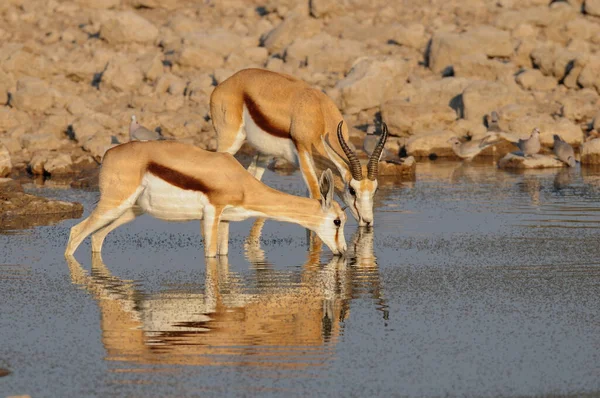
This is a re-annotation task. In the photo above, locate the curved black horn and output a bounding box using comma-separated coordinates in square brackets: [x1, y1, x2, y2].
[367, 122, 389, 180]
[336, 120, 363, 181]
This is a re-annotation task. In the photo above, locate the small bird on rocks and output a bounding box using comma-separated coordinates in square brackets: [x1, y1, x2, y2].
[448, 136, 495, 161]
[129, 115, 165, 142]
[486, 111, 502, 133]
[516, 128, 541, 157]
[552, 134, 576, 167]
[481, 127, 541, 158]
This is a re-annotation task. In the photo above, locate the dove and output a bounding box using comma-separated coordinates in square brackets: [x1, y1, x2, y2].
[486, 111, 502, 133]
[448, 136, 495, 161]
[129, 115, 165, 142]
[552, 134, 576, 167]
[515, 128, 541, 157]
[480, 127, 541, 157]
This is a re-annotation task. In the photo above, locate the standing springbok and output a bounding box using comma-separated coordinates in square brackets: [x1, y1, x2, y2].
[64, 141, 347, 258]
[210, 68, 389, 227]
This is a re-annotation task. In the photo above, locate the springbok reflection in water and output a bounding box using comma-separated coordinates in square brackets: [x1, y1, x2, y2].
[66, 228, 385, 370]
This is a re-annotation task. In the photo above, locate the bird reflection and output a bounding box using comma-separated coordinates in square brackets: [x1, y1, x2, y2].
[65, 229, 383, 370]
[553, 167, 575, 191]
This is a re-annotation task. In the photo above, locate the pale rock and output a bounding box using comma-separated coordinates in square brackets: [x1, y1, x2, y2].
[495, 4, 578, 30]
[389, 23, 427, 49]
[165, 95, 185, 111]
[585, 0, 600, 16]
[185, 75, 214, 99]
[0, 145, 11, 177]
[380, 100, 457, 137]
[168, 78, 187, 96]
[564, 18, 600, 42]
[100, 11, 158, 44]
[185, 29, 243, 58]
[580, 138, 600, 164]
[71, 117, 104, 143]
[398, 77, 474, 107]
[593, 111, 600, 131]
[566, 39, 590, 54]
[131, 0, 179, 9]
[0, 133, 22, 154]
[563, 54, 588, 89]
[511, 23, 537, 39]
[462, 81, 520, 121]
[103, 60, 144, 92]
[498, 153, 566, 169]
[225, 47, 269, 70]
[11, 77, 54, 112]
[67, 100, 94, 116]
[450, 119, 488, 138]
[75, 0, 120, 8]
[29, 151, 49, 175]
[428, 26, 513, 74]
[530, 44, 580, 80]
[309, 0, 337, 17]
[21, 133, 67, 151]
[513, 37, 537, 68]
[177, 46, 224, 70]
[285, 33, 364, 73]
[508, 115, 583, 147]
[167, 15, 202, 34]
[515, 69, 557, 91]
[0, 108, 29, 131]
[139, 53, 164, 81]
[265, 0, 310, 17]
[1, 48, 56, 79]
[261, 13, 322, 53]
[453, 54, 515, 81]
[405, 129, 458, 158]
[155, 73, 185, 94]
[0, 69, 14, 105]
[156, 113, 202, 138]
[40, 114, 71, 138]
[378, 157, 416, 178]
[335, 56, 411, 114]
[213, 68, 235, 85]
[43, 153, 73, 175]
[578, 56, 600, 94]
[559, 89, 599, 122]
[83, 133, 113, 162]
[265, 56, 286, 72]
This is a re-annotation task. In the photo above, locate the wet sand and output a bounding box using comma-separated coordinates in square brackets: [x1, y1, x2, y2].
[1, 161, 599, 397]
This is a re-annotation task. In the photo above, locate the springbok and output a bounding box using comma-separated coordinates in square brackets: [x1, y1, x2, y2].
[64, 140, 347, 258]
[210, 68, 389, 227]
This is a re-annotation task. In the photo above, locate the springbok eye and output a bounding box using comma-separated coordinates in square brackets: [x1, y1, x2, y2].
[348, 187, 356, 196]
[333, 218, 341, 227]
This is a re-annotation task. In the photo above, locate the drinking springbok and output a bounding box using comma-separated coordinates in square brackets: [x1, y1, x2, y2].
[64, 141, 347, 257]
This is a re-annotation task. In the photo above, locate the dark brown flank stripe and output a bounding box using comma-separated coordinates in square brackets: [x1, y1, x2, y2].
[147, 161, 211, 193]
[243, 94, 289, 139]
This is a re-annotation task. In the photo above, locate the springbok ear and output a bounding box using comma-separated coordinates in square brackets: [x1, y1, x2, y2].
[319, 168, 335, 210]
[321, 135, 351, 181]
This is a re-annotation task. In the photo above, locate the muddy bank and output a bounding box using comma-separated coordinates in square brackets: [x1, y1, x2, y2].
[0, 178, 83, 230]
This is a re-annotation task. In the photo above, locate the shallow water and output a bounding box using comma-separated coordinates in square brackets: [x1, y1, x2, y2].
[1, 161, 600, 397]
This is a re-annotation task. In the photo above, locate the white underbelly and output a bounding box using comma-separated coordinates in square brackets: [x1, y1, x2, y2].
[137, 173, 208, 221]
[242, 105, 299, 166]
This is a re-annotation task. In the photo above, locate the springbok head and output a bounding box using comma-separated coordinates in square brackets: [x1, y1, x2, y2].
[322, 121, 388, 227]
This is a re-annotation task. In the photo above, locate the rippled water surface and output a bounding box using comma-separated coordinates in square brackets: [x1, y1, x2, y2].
[1, 161, 600, 397]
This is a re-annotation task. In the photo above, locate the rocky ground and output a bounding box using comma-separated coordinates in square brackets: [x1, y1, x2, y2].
[0, 0, 599, 180]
